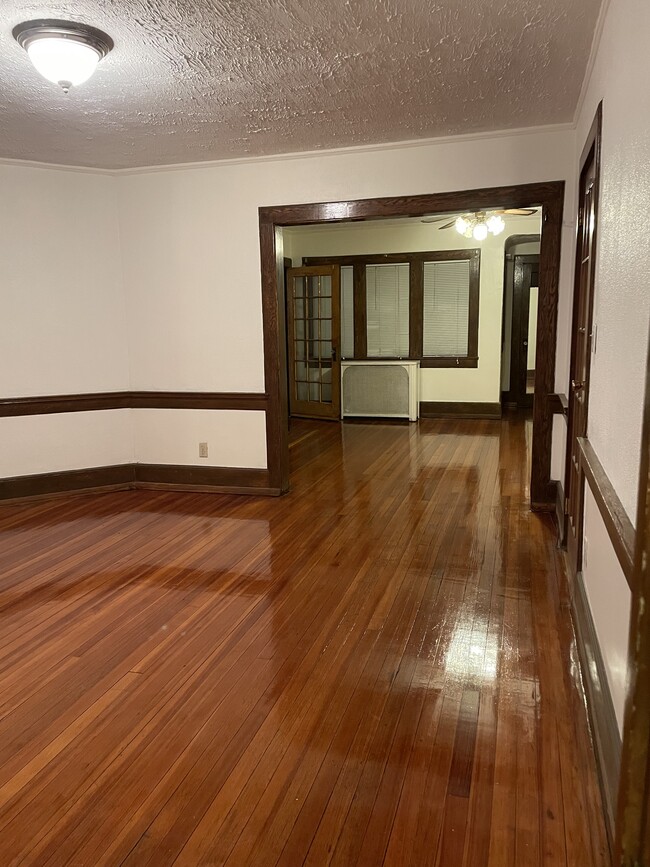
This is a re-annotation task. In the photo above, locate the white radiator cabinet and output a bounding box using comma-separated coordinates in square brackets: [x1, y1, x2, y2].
[340, 360, 420, 422]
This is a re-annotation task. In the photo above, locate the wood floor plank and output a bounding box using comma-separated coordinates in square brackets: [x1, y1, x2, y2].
[0, 414, 610, 867]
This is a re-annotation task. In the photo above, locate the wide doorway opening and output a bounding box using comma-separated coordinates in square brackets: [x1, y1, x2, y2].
[259, 183, 564, 508]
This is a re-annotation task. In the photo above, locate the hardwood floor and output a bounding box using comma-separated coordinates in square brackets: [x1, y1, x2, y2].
[0, 415, 609, 866]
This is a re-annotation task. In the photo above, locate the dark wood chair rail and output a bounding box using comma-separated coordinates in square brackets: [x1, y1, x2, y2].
[578, 436, 635, 589]
[0, 391, 269, 417]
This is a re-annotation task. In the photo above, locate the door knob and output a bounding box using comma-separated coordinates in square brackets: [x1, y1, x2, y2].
[572, 379, 585, 390]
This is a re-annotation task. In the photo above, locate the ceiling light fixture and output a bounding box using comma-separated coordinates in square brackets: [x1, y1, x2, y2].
[455, 212, 505, 241]
[13, 20, 113, 93]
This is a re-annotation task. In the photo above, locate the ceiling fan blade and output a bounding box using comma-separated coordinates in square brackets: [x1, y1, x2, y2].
[420, 215, 457, 223]
[496, 208, 538, 216]
[437, 220, 458, 230]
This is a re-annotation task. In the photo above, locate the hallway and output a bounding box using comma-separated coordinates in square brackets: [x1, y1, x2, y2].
[0, 414, 609, 865]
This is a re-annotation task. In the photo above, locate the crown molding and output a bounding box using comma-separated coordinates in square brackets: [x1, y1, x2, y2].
[0, 156, 114, 175]
[573, 0, 612, 127]
[0, 121, 576, 177]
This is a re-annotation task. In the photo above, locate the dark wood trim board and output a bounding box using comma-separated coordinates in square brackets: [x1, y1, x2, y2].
[548, 392, 569, 416]
[0, 464, 277, 503]
[0, 464, 136, 502]
[135, 464, 276, 496]
[578, 437, 635, 590]
[420, 401, 502, 420]
[0, 391, 268, 417]
[259, 180, 565, 506]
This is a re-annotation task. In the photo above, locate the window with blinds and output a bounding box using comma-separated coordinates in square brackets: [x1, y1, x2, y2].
[423, 260, 471, 357]
[366, 264, 409, 357]
[340, 266, 354, 358]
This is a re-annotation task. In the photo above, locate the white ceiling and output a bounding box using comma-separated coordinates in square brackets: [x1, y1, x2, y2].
[0, 0, 602, 170]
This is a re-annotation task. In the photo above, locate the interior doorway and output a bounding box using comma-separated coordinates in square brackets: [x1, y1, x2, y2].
[504, 255, 540, 409]
[259, 182, 565, 507]
[565, 105, 602, 576]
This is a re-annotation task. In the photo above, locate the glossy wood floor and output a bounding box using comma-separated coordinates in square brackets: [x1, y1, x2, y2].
[0, 415, 609, 866]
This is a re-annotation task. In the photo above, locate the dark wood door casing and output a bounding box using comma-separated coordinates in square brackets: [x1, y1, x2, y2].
[260, 181, 565, 506]
[565, 103, 602, 576]
[505, 255, 540, 409]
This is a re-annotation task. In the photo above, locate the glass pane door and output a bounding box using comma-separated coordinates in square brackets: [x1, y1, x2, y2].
[287, 265, 340, 420]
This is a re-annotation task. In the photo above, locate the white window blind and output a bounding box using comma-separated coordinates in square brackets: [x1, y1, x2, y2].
[340, 266, 354, 358]
[366, 263, 409, 357]
[423, 260, 470, 357]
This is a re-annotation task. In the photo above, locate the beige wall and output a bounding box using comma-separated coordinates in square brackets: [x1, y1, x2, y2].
[0, 163, 133, 477]
[3, 126, 574, 476]
[567, 0, 650, 728]
[285, 214, 541, 406]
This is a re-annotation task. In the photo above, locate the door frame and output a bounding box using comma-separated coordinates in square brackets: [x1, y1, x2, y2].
[259, 181, 565, 502]
[503, 253, 540, 409]
[563, 102, 603, 568]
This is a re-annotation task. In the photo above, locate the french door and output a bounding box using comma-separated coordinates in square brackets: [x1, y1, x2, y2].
[287, 265, 341, 420]
[565, 144, 598, 573]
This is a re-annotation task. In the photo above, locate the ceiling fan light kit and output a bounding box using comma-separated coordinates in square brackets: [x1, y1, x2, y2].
[13, 19, 113, 93]
[422, 208, 537, 241]
[455, 212, 505, 240]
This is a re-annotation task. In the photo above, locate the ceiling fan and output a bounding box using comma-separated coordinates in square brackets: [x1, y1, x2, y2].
[421, 208, 538, 240]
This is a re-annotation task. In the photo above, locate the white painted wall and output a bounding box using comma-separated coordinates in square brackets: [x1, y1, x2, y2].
[117, 127, 574, 467]
[0, 164, 129, 397]
[0, 163, 133, 479]
[575, 0, 650, 522]
[582, 485, 632, 732]
[132, 409, 267, 468]
[0, 411, 134, 477]
[565, 0, 650, 731]
[2, 127, 576, 478]
[285, 215, 540, 406]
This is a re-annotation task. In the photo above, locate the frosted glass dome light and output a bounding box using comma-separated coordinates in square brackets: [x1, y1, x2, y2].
[472, 222, 488, 241]
[13, 20, 113, 93]
[487, 215, 506, 236]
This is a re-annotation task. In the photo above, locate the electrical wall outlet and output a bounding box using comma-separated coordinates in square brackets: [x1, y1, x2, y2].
[199, 442, 208, 459]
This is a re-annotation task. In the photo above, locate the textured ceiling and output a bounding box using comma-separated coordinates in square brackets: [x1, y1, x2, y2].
[0, 0, 602, 169]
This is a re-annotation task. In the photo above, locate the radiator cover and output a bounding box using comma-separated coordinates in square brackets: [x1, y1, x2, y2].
[341, 361, 419, 421]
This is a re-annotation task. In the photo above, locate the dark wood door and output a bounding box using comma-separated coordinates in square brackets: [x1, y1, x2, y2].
[287, 265, 341, 420]
[565, 147, 598, 575]
[509, 256, 540, 409]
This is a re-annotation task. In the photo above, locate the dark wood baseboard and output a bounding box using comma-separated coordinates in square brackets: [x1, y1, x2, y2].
[0, 463, 277, 502]
[0, 464, 136, 502]
[135, 464, 277, 496]
[571, 566, 621, 848]
[419, 401, 502, 420]
[578, 437, 635, 590]
[0, 391, 268, 417]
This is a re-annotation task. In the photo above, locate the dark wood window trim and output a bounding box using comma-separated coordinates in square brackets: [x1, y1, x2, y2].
[260, 181, 565, 506]
[304, 249, 480, 368]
